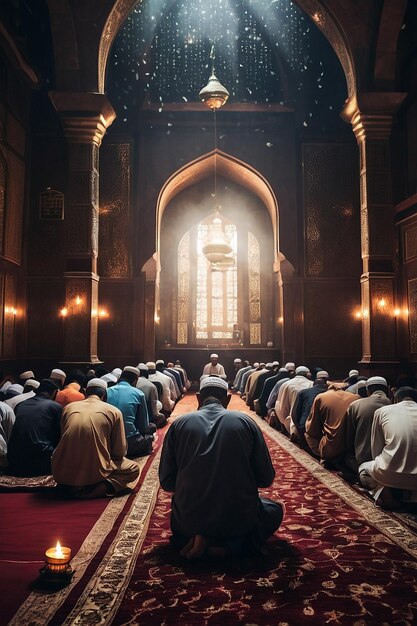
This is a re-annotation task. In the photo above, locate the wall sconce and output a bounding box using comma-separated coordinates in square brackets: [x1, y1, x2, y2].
[278, 317, 284, 324]
[154, 313, 160, 324]
[378, 298, 386, 308]
[4, 306, 17, 316]
[98, 308, 109, 319]
[393, 308, 401, 317]
[354, 310, 362, 320]
[75, 296, 83, 306]
[60, 307, 68, 317]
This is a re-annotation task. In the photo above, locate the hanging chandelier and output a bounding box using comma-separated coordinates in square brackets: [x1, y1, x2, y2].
[199, 45, 233, 270]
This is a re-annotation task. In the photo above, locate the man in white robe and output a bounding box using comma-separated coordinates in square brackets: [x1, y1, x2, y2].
[0, 401, 15, 468]
[359, 387, 417, 508]
[202, 354, 227, 380]
[276, 366, 312, 433]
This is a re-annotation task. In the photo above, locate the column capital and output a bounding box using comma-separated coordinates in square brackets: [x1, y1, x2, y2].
[341, 92, 407, 141]
[49, 92, 116, 146]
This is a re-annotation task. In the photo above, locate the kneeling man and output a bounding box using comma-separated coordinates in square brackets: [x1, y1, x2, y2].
[159, 376, 284, 559]
[52, 378, 140, 498]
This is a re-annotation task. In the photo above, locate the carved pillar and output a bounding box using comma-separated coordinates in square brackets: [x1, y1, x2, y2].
[49, 92, 116, 364]
[342, 93, 406, 370]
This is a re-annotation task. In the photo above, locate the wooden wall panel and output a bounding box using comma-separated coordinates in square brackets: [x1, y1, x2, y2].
[26, 280, 63, 358]
[3, 150, 24, 264]
[97, 279, 135, 363]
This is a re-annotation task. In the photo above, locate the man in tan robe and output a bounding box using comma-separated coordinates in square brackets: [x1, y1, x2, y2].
[52, 378, 140, 498]
[305, 387, 360, 462]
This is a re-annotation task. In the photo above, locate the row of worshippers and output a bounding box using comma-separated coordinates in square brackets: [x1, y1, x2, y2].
[235, 360, 417, 510]
[0, 360, 191, 497]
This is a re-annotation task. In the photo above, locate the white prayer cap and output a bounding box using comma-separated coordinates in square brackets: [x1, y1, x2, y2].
[137, 363, 148, 371]
[101, 373, 117, 384]
[19, 370, 35, 381]
[285, 362, 295, 370]
[253, 362, 259, 368]
[272, 361, 279, 367]
[123, 366, 140, 377]
[50, 369, 66, 383]
[7, 383, 24, 394]
[357, 381, 367, 389]
[278, 368, 288, 373]
[296, 366, 310, 375]
[234, 358, 242, 363]
[266, 363, 273, 368]
[0, 381, 12, 393]
[366, 376, 387, 388]
[349, 369, 359, 378]
[316, 370, 329, 379]
[200, 376, 228, 392]
[111, 368, 122, 379]
[155, 359, 165, 365]
[146, 361, 156, 370]
[210, 353, 219, 359]
[25, 379, 40, 389]
[87, 378, 107, 390]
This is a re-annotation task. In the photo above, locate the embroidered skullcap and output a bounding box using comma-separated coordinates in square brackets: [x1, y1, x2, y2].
[200, 376, 229, 392]
[25, 379, 40, 389]
[155, 359, 165, 366]
[296, 366, 310, 375]
[316, 370, 329, 379]
[123, 366, 140, 377]
[285, 362, 295, 370]
[366, 376, 387, 388]
[210, 353, 219, 359]
[138, 363, 148, 371]
[7, 384, 24, 394]
[234, 358, 242, 363]
[20, 370, 35, 381]
[349, 369, 359, 378]
[50, 368, 66, 383]
[146, 361, 156, 370]
[87, 378, 107, 390]
[101, 373, 117, 384]
[111, 368, 122, 379]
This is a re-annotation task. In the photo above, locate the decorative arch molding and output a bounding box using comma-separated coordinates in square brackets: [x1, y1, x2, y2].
[98, 0, 356, 96]
[155, 149, 281, 267]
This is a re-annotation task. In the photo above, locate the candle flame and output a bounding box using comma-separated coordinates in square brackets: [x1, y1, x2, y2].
[55, 541, 63, 557]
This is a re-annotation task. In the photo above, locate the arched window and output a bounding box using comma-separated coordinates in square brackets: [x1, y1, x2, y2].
[176, 217, 261, 346]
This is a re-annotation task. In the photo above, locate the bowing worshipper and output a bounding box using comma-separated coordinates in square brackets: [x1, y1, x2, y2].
[49, 368, 66, 389]
[238, 362, 259, 395]
[245, 363, 270, 409]
[4, 383, 24, 401]
[232, 360, 250, 391]
[19, 370, 36, 386]
[157, 360, 182, 398]
[167, 361, 186, 392]
[276, 366, 312, 434]
[101, 373, 118, 387]
[159, 376, 284, 560]
[6, 379, 40, 411]
[305, 386, 360, 464]
[358, 387, 417, 509]
[7, 379, 62, 476]
[52, 378, 140, 498]
[256, 365, 290, 418]
[0, 401, 15, 469]
[291, 371, 329, 446]
[148, 361, 175, 413]
[253, 362, 280, 414]
[107, 366, 155, 458]
[174, 360, 191, 390]
[243, 363, 266, 401]
[55, 370, 86, 407]
[344, 369, 359, 387]
[344, 376, 391, 474]
[136, 363, 167, 428]
[154, 360, 178, 402]
[111, 368, 122, 381]
[346, 377, 368, 394]
[201, 353, 227, 380]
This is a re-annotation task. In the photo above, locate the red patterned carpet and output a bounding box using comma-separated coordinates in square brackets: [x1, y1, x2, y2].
[3, 393, 417, 625]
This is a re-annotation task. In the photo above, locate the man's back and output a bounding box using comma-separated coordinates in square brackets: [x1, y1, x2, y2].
[8, 395, 61, 475]
[159, 399, 275, 538]
[107, 380, 146, 437]
[52, 397, 126, 486]
[345, 392, 390, 466]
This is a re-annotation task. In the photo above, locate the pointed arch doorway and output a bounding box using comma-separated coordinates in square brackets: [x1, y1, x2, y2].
[146, 150, 290, 369]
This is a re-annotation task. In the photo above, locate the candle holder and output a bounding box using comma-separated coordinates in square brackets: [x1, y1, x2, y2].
[38, 543, 75, 589]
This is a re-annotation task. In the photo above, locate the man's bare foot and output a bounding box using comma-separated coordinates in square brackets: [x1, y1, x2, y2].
[180, 534, 208, 560]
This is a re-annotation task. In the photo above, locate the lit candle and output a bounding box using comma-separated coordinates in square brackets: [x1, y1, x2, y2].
[45, 541, 71, 573]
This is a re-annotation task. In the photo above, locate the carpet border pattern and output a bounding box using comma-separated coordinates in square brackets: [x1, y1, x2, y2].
[61, 449, 161, 626]
[252, 412, 417, 558]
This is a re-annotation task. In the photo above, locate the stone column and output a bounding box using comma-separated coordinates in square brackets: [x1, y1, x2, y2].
[49, 92, 116, 364]
[342, 92, 406, 372]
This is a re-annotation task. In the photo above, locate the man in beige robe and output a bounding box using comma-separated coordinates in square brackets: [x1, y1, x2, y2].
[305, 387, 360, 462]
[52, 378, 140, 498]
